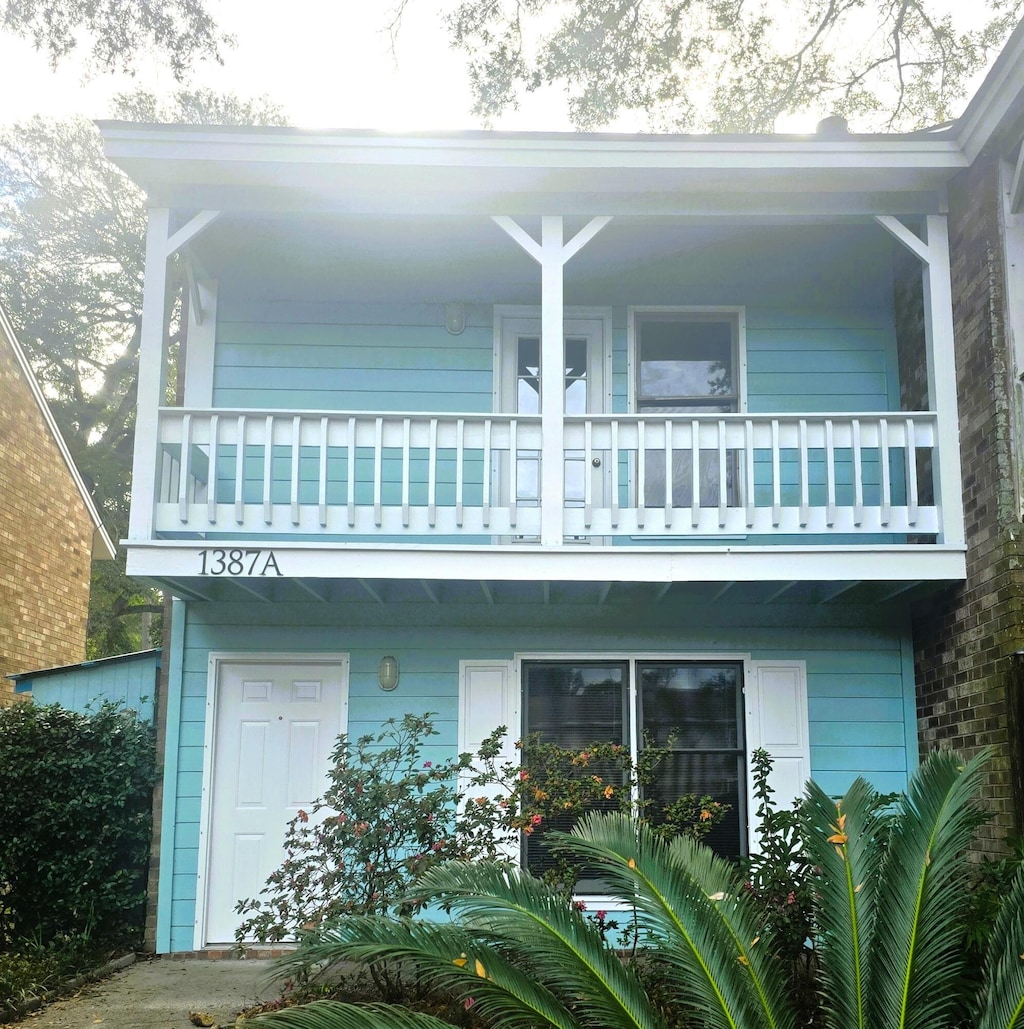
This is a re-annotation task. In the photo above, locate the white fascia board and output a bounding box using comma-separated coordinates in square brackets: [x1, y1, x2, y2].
[1, 304, 116, 560]
[98, 123, 966, 209]
[956, 18, 1024, 163]
[124, 539, 965, 584]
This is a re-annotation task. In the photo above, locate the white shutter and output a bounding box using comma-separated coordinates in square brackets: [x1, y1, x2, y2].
[458, 660, 518, 859]
[744, 660, 810, 854]
[458, 660, 518, 758]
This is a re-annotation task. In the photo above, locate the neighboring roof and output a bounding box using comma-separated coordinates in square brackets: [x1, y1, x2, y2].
[7, 648, 160, 685]
[1, 302, 116, 561]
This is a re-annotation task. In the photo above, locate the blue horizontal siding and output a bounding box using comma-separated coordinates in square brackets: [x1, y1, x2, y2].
[160, 596, 916, 953]
[212, 308, 494, 414]
[21, 653, 158, 721]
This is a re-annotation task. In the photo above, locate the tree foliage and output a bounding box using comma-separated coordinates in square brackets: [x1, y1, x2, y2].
[0, 0, 232, 79]
[0, 89, 287, 656]
[438, 0, 1024, 132]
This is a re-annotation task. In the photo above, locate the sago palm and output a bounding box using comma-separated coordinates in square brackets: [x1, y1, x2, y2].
[250, 749, 1024, 1029]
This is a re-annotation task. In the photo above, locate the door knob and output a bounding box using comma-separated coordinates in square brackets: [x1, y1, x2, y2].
[592, 457, 602, 467]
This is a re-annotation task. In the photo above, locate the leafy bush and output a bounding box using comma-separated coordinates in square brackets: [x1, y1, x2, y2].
[237, 714, 729, 947]
[0, 702, 156, 951]
[236, 714, 503, 947]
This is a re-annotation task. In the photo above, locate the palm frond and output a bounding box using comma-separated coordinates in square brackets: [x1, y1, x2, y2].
[801, 776, 883, 1029]
[408, 860, 661, 1029]
[870, 749, 989, 1029]
[248, 1000, 458, 1029]
[975, 864, 1024, 1029]
[552, 811, 791, 1029]
[271, 916, 580, 1029]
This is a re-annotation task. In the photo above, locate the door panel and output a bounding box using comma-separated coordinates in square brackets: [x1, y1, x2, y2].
[203, 659, 348, 944]
[497, 313, 610, 541]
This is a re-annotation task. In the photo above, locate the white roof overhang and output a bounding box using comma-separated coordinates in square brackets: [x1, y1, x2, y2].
[99, 123, 966, 218]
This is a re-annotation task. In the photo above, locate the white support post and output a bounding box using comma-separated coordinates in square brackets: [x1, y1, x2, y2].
[540, 216, 566, 545]
[492, 213, 611, 545]
[874, 214, 965, 546]
[128, 208, 172, 542]
[921, 215, 966, 546]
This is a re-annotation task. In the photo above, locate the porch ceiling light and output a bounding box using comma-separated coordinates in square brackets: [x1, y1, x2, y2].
[378, 655, 400, 691]
[444, 302, 466, 335]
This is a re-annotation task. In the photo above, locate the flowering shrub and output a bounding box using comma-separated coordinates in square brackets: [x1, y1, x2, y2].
[235, 715, 505, 945]
[236, 713, 732, 946]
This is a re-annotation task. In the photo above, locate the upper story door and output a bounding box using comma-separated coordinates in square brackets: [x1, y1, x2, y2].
[495, 309, 612, 542]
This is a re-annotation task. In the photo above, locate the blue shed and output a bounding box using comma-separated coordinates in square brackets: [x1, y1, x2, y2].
[8, 649, 160, 722]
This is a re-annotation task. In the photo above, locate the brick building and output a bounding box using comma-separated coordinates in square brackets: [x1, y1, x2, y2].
[0, 303, 115, 701]
[911, 25, 1024, 854]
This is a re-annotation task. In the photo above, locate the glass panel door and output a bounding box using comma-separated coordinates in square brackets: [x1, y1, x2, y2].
[498, 314, 608, 542]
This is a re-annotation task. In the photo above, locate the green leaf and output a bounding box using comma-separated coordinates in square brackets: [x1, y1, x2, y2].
[408, 860, 660, 1029]
[976, 864, 1024, 1029]
[249, 1001, 460, 1029]
[559, 811, 792, 1029]
[801, 776, 883, 1029]
[869, 749, 989, 1029]
[273, 917, 579, 1029]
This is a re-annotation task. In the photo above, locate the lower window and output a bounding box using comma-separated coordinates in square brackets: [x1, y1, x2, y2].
[522, 658, 746, 889]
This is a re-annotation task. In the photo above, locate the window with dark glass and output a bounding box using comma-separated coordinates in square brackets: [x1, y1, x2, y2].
[636, 313, 739, 508]
[522, 659, 745, 891]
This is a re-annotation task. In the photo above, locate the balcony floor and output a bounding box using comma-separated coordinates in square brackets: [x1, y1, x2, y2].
[125, 538, 966, 607]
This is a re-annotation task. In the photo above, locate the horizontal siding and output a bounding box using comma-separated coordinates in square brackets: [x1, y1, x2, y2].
[213, 308, 494, 413]
[163, 598, 914, 951]
[24, 654, 158, 721]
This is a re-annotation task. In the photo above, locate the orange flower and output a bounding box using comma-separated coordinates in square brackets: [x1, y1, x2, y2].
[827, 812, 848, 846]
[700, 809, 713, 821]
[604, 785, 615, 799]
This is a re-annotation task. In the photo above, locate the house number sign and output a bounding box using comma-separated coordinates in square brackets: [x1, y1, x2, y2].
[198, 549, 283, 576]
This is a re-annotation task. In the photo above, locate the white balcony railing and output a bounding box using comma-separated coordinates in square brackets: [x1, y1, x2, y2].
[152, 408, 941, 542]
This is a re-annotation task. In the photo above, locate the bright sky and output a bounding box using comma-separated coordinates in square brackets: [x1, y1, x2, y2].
[0, 0, 1007, 133]
[0, 0, 570, 131]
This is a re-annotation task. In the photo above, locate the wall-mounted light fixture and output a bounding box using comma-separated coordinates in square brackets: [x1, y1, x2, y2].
[444, 302, 466, 335]
[378, 655, 400, 691]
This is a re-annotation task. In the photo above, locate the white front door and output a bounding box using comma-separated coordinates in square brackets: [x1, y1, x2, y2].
[200, 656, 349, 945]
[496, 309, 612, 541]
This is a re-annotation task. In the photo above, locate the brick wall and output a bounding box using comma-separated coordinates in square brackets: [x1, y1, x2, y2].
[910, 148, 1024, 854]
[0, 339, 94, 699]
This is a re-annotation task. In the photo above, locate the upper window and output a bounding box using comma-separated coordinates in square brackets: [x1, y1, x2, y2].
[522, 658, 745, 891]
[634, 311, 742, 508]
[635, 312, 740, 414]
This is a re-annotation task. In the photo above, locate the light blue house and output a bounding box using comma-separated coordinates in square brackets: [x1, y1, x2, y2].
[98, 54, 1024, 950]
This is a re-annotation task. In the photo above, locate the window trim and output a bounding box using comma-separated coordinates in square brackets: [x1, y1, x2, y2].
[627, 306, 748, 416]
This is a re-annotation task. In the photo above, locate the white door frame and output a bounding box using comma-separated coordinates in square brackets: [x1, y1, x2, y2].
[194, 651, 350, 950]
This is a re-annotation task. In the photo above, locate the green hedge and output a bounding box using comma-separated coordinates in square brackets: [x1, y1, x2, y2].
[0, 702, 156, 950]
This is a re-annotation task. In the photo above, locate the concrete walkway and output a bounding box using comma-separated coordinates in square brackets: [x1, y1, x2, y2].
[5, 957, 280, 1029]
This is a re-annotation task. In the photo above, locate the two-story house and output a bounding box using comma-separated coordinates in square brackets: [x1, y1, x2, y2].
[100, 43, 1023, 952]
[0, 303, 115, 698]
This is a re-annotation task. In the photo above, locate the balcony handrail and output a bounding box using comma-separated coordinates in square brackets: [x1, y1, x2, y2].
[152, 407, 941, 541]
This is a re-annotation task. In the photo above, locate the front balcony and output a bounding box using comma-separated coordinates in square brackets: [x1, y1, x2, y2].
[107, 127, 970, 593]
[155, 407, 940, 540]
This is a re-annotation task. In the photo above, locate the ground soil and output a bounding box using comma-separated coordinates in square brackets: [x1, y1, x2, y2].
[2, 956, 280, 1029]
